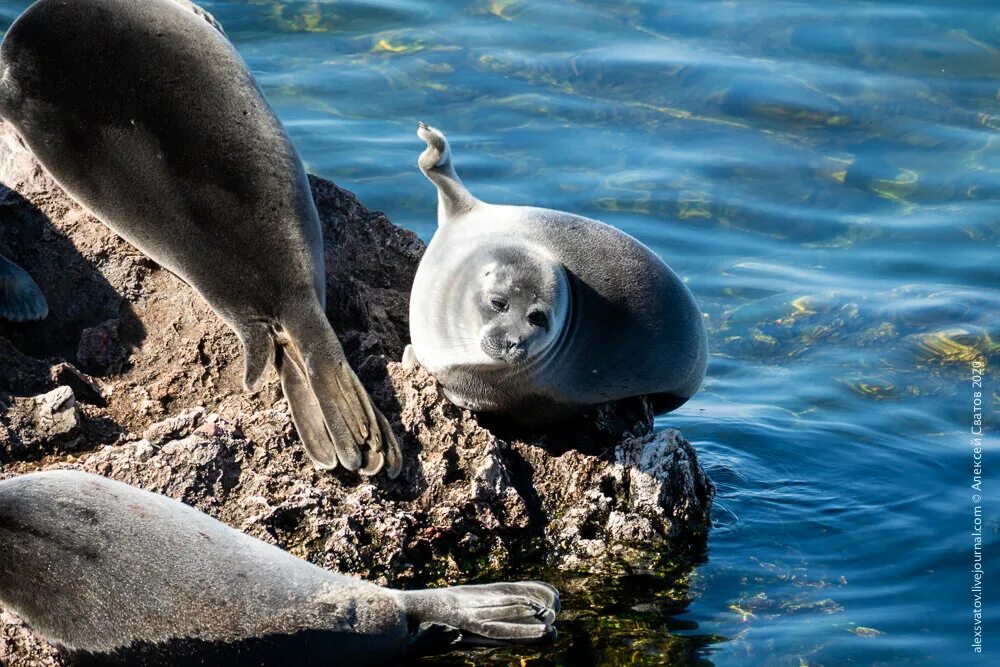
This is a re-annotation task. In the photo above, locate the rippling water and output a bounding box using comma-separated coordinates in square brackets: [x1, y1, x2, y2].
[2, 0, 998, 664]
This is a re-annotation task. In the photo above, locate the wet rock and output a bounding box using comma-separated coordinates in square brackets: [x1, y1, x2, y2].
[0, 120, 713, 662]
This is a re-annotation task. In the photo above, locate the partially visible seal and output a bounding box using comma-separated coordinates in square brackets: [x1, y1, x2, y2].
[0, 470, 560, 665]
[408, 124, 708, 424]
[0, 0, 398, 474]
[0, 252, 47, 321]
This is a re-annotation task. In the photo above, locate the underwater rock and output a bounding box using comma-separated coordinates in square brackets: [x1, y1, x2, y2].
[0, 121, 713, 661]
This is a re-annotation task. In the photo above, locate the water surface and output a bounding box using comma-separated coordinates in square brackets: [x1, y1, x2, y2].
[1, 0, 997, 664]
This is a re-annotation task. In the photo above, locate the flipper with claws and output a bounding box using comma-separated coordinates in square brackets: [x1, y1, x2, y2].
[401, 582, 560, 653]
[268, 300, 402, 478]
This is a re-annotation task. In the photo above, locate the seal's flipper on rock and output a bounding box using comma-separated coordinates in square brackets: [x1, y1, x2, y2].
[279, 351, 339, 469]
[375, 407, 403, 478]
[237, 320, 276, 392]
[279, 302, 400, 477]
[417, 123, 478, 224]
[400, 582, 560, 651]
[0, 253, 47, 321]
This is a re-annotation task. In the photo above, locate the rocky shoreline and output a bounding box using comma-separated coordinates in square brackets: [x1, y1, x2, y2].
[0, 122, 713, 664]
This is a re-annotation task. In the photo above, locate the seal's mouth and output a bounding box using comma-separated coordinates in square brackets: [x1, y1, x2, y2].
[480, 336, 529, 364]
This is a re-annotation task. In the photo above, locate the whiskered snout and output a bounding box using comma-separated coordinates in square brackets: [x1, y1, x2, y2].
[481, 335, 529, 363]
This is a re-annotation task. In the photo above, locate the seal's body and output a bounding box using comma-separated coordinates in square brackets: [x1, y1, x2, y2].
[0, 0, 398, 474]
[409, 124, 707, 424]
[0, 470, 559, 665]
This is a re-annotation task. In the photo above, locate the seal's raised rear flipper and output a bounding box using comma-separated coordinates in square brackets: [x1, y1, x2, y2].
[0, 253, 47, 321]
[400, 581, 559, 654]
[417, 122, 479, 225]
[277, 301, 402, 478]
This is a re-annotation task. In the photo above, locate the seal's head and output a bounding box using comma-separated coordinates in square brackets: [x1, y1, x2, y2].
[473, 245, 570, 365]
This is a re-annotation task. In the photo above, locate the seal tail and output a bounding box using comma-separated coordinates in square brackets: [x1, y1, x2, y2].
[275, 301, 401, 478]
[0, 253, 47, 322]
[416, 122, 478, 223]
[402, 582, 560, 655]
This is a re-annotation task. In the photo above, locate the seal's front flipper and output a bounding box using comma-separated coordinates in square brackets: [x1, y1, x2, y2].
[402, 343, 419, 368]
[0, 253, 47, 322]
[401, 581, 559, 654]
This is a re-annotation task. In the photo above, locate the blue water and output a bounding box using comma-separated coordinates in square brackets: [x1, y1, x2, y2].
[3, 0, 998, 664]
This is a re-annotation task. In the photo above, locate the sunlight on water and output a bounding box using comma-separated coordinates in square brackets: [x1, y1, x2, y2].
[1, 0, 996, 664]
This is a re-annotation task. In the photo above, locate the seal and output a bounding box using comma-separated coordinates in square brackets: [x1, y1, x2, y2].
[0, 0, 399, 475]
[0, 252, 47, 321]
[0, 470, 560, 665]
[408, 123, 708, 424]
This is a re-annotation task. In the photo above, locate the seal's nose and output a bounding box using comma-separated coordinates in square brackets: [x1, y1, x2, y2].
[503, 338, 528, 362]
[481, 335, 527, 362]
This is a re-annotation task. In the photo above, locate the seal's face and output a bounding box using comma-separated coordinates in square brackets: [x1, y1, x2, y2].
[474, 249, 567, 366]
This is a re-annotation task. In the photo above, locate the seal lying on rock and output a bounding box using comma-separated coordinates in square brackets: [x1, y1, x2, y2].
[408, 123, 708, 424]
[0, 470, 559, 665]
[0, 0, 399, 475]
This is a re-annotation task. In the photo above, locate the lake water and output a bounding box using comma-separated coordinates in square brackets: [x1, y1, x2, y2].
[2, 0, 997, 665]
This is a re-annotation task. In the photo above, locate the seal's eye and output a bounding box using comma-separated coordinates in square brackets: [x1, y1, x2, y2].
[527, 310, 549, 330]
[490, 297, 509, 313]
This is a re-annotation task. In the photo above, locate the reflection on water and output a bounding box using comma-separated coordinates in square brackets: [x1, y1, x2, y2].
[2, 0, 997, 664]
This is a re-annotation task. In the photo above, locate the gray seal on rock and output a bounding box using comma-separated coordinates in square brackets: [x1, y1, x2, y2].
[0, 470, 559, 665]
[0, 0, 399, 475]
[408, 123, 708, 424]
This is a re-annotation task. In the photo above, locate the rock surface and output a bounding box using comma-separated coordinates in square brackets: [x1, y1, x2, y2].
[0, 121, 713, 662]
